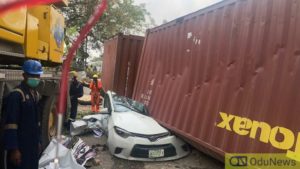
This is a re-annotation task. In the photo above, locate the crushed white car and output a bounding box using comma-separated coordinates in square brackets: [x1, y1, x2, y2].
[70, 113, 109, 136]
[102, 91, 190, 161]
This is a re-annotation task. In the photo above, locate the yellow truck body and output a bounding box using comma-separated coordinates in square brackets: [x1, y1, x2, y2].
[0, 8, 26, 44]
[0, 1, 68, 64]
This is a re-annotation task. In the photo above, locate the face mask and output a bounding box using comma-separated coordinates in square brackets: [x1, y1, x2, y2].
[27, 78, 40, 88]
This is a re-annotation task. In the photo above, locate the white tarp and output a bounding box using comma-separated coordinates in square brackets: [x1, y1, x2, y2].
[39, 139, 84, 169]
[40, 151, 84, 169]
[39, 137, 96, 169]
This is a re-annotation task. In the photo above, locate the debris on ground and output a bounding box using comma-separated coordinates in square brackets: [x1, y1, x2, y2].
[70, 111, 109, 136]
[70, 120, 88, 136]
[92, 128, 104, 138]
[39, 136, 98, 169]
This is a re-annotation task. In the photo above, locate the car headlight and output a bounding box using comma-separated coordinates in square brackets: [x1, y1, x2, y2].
[114, 126, 132, 138]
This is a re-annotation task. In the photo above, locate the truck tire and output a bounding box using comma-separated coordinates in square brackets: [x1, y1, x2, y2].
[41, 96, 57, 149]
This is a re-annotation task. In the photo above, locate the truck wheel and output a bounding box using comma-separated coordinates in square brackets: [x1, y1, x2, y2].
[41, 96, 57, 149]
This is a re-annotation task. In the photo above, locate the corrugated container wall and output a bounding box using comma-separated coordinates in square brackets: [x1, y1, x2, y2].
[102, 33, 144, 98]
[133, 0, 300, 161]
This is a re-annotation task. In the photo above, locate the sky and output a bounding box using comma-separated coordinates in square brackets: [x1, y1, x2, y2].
[134, 0, 222, 25]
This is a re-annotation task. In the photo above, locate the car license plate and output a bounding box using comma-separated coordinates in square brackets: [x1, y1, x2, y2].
[148, 149, 164, 158]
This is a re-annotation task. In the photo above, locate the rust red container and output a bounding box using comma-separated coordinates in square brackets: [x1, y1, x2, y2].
[102, 33, 144, 98]
[133, 0, 300, 161]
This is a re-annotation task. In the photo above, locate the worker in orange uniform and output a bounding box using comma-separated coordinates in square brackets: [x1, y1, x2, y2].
[89, 74, 102, 113]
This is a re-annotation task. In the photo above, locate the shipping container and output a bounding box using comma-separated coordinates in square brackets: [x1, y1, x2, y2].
[102, 33, 144, 98]
[133, 0, 300, 161]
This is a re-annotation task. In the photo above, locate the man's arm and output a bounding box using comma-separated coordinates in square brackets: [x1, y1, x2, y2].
[3, 91, 22, 166]
[3, 91, 21, 150]
[81, 81, 90, 87]
[77, 83, 84, 98]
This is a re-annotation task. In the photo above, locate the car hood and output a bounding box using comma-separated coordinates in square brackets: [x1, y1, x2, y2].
[112, 112, 168, 135]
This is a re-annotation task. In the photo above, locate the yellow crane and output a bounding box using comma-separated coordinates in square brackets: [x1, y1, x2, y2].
[0, 0, 68, 64]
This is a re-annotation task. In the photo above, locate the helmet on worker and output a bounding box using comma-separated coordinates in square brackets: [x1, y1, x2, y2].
[93, 74, 98, 79]
[22, 60, 43, 75]
[22, 60, 43, 88]
[71, 71, 78, 78]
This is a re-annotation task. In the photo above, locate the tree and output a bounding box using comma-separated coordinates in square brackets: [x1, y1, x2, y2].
[62, 0, 155, 68]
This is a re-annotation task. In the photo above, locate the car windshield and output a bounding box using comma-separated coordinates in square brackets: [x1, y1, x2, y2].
[112, 95, 149, 116]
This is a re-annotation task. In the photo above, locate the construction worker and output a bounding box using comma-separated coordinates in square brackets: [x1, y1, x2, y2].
[3, 60, 43, 169]
[84, 74, 102, 113]
[68, 71, 83, 129]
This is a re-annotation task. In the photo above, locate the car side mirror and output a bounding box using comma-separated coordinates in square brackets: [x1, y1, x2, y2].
[100, 108, 111, 115]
